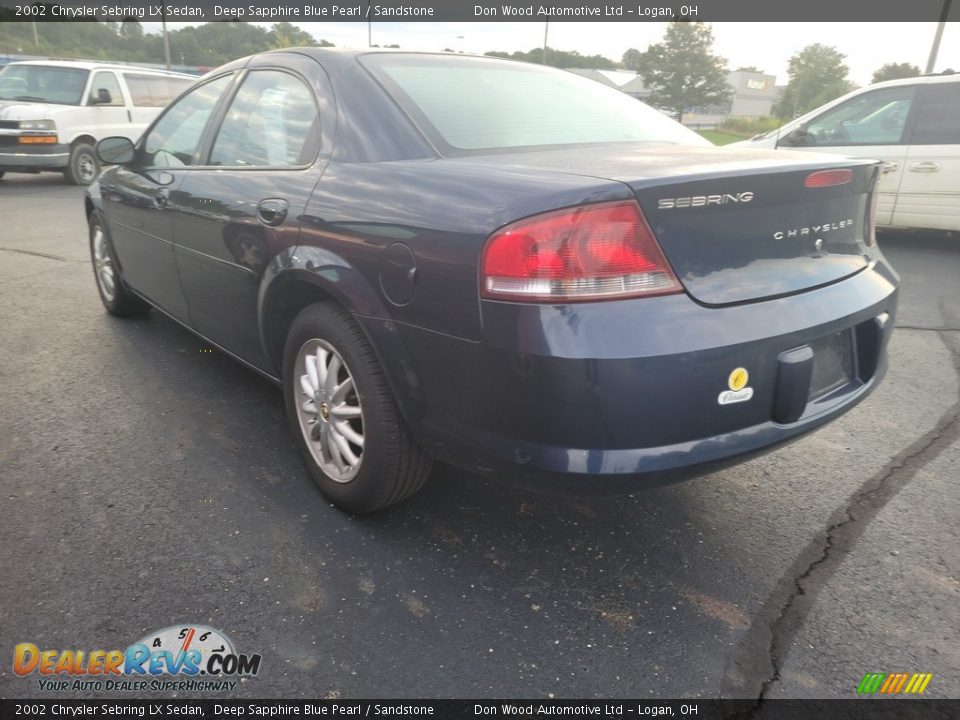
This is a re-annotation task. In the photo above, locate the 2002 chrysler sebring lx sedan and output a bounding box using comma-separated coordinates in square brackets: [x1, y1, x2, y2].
[86, 49, 899, 512]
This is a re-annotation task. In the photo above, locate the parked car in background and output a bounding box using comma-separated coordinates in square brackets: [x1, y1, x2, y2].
[732, 74, 960, 233]
[0, 60, 195, 185]
[86, 50, 898, 513]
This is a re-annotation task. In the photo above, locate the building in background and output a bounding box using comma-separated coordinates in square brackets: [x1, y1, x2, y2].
[726, 70, 777, 116]
[566, 67, 777, 127]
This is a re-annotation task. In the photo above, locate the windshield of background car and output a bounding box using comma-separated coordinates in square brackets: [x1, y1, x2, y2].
[361, 54, 709, 155]
[0, 65, 90, 105]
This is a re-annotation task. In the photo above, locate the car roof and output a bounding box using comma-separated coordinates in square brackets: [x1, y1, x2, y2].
[868, 72, 959, 89]
[6, 60, 195, 78]
[257, 47, 499, 66]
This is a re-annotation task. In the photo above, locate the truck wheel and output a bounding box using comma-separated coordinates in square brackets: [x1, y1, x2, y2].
[64, 142, 99, 185]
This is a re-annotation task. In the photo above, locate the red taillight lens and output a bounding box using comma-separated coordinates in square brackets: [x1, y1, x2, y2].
[481, 201, 682, 302]
[804, 169, 853, 188]
[866, 189, 879, 247]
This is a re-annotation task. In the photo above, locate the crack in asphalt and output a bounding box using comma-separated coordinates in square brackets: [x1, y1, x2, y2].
[0, 246, 69, 262]
[896, 325, 960, 332]
[722, 330, 960, 717]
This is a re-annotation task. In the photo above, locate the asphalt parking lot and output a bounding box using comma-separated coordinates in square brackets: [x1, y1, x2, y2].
[1, 173, 958, 703]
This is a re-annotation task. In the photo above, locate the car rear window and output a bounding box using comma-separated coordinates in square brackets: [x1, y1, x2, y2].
[361, 54, 707, 155]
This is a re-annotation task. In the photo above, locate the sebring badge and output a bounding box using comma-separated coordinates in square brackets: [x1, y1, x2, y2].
[657, 192, 754, 210]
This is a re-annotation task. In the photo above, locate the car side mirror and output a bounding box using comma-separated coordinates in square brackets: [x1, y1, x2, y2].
[90, 88, 113, 105]
[97, 136, 135, 165]
[778, 126, 813, 147]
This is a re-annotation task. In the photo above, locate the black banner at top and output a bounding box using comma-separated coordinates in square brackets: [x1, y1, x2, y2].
[2, 699, 960, 720]
[0, 0, 958, 23]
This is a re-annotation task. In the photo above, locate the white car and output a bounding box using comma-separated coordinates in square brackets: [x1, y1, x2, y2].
[0, 60, 195, 185]
[731, 73, 960, 232]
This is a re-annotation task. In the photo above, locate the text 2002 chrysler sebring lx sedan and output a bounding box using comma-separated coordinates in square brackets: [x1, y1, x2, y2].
[86, 50, 898, 512]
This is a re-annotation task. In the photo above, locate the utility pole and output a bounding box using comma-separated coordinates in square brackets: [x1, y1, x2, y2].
[542, 21, 548, 65]
[368, 1, 372, 47]
[161, 7, 171, 70]
[925, 0, 952, 74]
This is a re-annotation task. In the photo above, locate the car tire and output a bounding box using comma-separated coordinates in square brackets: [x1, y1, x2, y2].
[64, 142, 99, 186]
[89, 210, 151, 317]
[283, 302, 432, 513]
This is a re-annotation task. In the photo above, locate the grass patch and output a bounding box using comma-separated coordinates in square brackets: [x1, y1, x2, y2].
[697, 130, 745, 146]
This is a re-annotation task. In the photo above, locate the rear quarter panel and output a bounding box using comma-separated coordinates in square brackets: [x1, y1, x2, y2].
[298, 160, 633, 340]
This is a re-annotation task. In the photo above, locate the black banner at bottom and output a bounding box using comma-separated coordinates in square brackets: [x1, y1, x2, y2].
[2, 699, 959, 720]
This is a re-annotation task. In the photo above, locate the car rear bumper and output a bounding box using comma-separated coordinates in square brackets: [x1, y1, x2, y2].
[360, 255, 899, 493]
[0, 144, 70, 171]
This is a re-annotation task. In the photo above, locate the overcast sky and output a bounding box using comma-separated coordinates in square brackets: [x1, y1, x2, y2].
[150, 22, 959, 86]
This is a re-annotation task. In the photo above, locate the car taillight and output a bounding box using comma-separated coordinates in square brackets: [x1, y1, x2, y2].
[865, 188, 879, 247]
[804, 169, 852, 188]
[481, 200, 682, 302]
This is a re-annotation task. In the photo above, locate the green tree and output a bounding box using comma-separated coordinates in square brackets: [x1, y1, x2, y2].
[774, 44, 852, 119]
[621, 48, 643, 71]
[629, 22, 732, 120]
[0, 20, 337, 66]
[267, 22, 318, 49]
[119, 19, 143, 42]
[485, 47, 616, 70]
[871, 62, 921, 84]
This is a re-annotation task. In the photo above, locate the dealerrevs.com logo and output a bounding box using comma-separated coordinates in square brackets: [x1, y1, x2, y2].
[13, 624, 261, 692]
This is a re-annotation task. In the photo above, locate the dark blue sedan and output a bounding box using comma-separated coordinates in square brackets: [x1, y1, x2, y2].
[85, 50, 898, 512]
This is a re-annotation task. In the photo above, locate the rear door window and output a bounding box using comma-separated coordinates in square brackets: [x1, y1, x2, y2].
[209, 70, 319, 167]
[909, 83, 960, 145]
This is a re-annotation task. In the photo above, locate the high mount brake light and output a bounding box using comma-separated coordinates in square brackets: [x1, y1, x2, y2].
[481, 201, 682, 303]
[804, 169, 853, 188]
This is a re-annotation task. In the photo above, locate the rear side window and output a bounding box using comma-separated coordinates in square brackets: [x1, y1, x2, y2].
[125, 73, 193, 108]
[144, 74, 232, 167]
[361, 54, 706, 154]
[910, 84, 960, 145]
[209, 70, 319, 167]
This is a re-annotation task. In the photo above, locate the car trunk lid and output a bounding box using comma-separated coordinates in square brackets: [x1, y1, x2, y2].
[632, 161, 876, 305]
[451, 145, 879, 306]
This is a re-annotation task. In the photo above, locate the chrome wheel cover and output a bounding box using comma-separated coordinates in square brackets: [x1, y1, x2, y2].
[294, 339, 364, 483]
[92, 225, 116, 302]
[77, 152, 97, 183]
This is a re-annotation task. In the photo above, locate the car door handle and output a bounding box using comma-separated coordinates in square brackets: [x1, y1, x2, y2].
[257, 198, 288, 227]
[153, 189, 169, 208]
[880, 161, 900, 174]
[908, 161, 940, 173]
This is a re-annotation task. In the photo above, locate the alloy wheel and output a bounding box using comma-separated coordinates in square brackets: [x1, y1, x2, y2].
[294, 339, 365, 483]
[92, 225, 116, 302]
